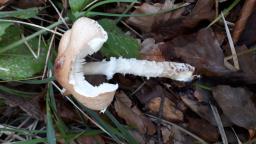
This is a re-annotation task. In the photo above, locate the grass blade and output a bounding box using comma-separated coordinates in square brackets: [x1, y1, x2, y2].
[207, 0, 240, 28]
[105, 110, 138, 144]
[0, 19, 65, 54]
[0, 85, 38, 97]
[46, 83, 57, 144]
[13, 138, 47, 144]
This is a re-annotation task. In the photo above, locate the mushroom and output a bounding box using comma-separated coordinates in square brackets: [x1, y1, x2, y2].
[54, 17, 195, 111]
[54, 17, 118, 111]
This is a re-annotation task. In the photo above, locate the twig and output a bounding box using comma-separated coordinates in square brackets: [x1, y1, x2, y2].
[121, 21, 143, 39]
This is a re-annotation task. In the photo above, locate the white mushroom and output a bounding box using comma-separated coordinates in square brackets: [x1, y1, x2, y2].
[54, 17, 195, 111]
[54, 17, 118, 111]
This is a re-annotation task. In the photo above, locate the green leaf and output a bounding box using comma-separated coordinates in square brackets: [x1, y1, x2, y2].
[69, 0, 90, 12]
[0, 7, 40, 19]
[46, 83, 56, 144]
[99, 19, 139, 58]
[0, 26, 46, 80]
[0, 22, 12, 36]
[99, 18, 123, 34]
[14, 138, 47, 144]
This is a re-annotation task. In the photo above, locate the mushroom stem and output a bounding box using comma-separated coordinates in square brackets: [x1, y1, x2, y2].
[83, 57, 195, 82]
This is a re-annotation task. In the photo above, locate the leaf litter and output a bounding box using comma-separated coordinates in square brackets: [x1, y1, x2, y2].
[0, 0, 256, 143]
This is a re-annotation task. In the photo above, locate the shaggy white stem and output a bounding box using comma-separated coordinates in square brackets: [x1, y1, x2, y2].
[83, 57, 195, 82]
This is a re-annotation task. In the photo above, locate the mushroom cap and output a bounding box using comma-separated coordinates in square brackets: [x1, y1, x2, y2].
[54, 17, 118, 110]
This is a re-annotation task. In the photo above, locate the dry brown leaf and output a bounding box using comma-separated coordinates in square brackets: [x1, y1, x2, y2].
[249, 129, 256, 140]
[77, 135, 105, 144]
[180, 87, 231, 126]
[114, 91, 156, 135]
[212, 85, 256, 129]
[232, 0, 256, 44]
[53, 94, 80, 122]
[140, 38, 165, 61]
[152, 0, 215, 41]
[231, 45, 256, 83]
[0, 0, 12, 6]
[127, 3, 160, 32]
[160, 28, 231, 76]
[161, 126, 173, 143]
[147, 97, 183, 122]
[187, 117, 219, 142]
[127, 0, 185, 33]
[0, 93, 43, 120]
[129, 130, 146, 144]
[237, 10, 256, 46]
[135, 80, 161, 105]
[12, 0, 47, 8]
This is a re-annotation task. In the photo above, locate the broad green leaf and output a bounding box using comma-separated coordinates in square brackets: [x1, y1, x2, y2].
[0, 26, 46, 80]
[69, 0, 90, 12]
[0, 7, 40, 19]
[0, 22, 12, 36]
[99, 19, 139, 58]
[99, 19, 122, 34]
